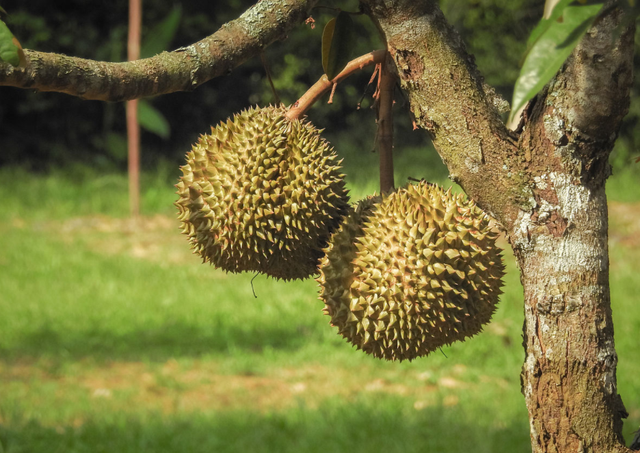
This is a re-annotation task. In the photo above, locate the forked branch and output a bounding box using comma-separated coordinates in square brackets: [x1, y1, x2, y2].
[285, 49, 386, 120]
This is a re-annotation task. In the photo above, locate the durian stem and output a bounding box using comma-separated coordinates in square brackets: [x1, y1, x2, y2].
[377, 54, 395, 194]
[285, 49, 386, 121]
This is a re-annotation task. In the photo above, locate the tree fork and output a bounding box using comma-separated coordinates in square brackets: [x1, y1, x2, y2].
[512, 7, 635, 452]
[361, 0, 635, 451]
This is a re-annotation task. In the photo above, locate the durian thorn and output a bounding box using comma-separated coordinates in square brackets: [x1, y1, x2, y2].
[285, 49, 387, 121]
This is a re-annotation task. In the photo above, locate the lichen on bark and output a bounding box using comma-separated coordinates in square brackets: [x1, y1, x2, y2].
[0, 0, 319, 101]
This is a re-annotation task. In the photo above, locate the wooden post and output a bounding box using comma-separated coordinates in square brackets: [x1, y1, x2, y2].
[127, 0, 142, 217]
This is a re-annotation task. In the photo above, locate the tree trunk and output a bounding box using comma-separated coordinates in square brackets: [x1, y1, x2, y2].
[512, 171, 627, 452]
[361, 1, 635, 451]
[509, 9, 635, 449]
[127, 0, 142, 217]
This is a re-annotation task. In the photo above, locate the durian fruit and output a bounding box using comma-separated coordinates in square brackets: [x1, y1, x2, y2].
[176, 105, 349, 280]
[318, 182, 504, 361]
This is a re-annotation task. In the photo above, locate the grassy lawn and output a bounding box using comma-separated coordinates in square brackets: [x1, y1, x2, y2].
[0, 158, 638, 452]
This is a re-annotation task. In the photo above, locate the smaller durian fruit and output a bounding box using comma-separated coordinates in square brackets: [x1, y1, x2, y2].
[318, 182, 505, 361]
[176, 105, 349, 280]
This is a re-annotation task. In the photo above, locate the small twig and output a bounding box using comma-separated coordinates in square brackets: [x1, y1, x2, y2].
[250, 273, 259, 298]
[357, 65, 379, 109]
[261, 51, 280, 105]
[305, 16, 316, 29]
[286, 49, 386, 120]
[371, 63, 382, 103]
[327, 82, 338, 104]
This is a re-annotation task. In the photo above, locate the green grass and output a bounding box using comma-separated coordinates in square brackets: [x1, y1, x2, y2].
[607, 166, 640, 203]
[0, 161, 639, 453]
[0, 396, 530, 453]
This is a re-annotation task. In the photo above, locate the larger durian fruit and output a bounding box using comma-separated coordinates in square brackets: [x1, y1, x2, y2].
[318, 182, 504, 361]
[176, 105, 349, 280]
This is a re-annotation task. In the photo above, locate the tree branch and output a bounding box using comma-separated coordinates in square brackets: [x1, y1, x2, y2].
[359, 0, 523, 228]
[0, 0, 319, 101]
[519, 6, 635, 191]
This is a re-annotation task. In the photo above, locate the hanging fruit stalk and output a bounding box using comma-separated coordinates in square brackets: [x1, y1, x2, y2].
[376, 54, 395, 194]
[176, 50, 392, 281]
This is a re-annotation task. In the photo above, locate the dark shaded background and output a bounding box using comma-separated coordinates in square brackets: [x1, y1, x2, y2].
[0, 0, 638, 173]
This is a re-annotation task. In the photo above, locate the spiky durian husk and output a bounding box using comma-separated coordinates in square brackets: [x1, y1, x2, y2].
[175, 105, 349, 280]
[318, 182, 505, 361]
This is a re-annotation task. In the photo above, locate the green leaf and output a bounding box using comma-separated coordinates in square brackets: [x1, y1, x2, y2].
[321, 11, 354, 81]
[322, 17, 336, 74]
[140, 6, 182, 59]
[509, 1, 604, 123]
[321, 17, 336, 75]
[138, 100, 170, 139]
[524, 0, 572, 56]
[0, 19, 19, 66]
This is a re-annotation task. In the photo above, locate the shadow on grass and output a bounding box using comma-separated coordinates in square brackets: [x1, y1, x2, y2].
[0, 397, 531, 453]
[0, 320, 330, 362]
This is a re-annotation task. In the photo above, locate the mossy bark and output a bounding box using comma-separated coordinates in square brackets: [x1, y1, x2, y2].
[0, 0, 318, 101]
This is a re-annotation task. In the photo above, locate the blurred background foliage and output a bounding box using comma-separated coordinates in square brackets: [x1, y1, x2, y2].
[0, 0, 638, 176]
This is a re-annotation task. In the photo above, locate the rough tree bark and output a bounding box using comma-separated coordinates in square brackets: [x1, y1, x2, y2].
[0, 1, 635, 451]
[360, 1, 635, 452]
[0, 0, 319, 101]
[514, 11, 634, 450]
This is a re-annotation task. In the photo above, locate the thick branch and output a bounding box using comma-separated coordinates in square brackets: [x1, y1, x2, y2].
[360, 0, 523, 228]
[519, 6, 635, 191]
[0, 0, 318, 101]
